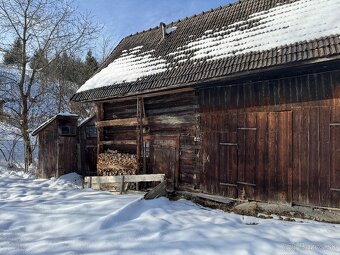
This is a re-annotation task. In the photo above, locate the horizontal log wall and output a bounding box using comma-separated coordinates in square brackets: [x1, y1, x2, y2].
[144, 91, 199, 188]
[102, 99, 138, 154]
[199, 69, 340, 208]
[99, 91, 199, 189]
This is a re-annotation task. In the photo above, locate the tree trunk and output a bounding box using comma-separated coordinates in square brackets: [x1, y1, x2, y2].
[21, 96, 33, 171]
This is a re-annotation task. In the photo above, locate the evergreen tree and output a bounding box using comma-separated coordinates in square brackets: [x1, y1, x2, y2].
[30, 48, 48, 70]
[83, 50, 98, 83]
[3, 38, 23, 66]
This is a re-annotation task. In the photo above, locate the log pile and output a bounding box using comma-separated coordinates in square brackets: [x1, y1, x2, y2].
[97, 149, 138, 176]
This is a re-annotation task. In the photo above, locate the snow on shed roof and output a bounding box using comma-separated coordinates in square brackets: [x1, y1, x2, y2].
[72, 0, 340, 102]
[32, 113, 78, 136]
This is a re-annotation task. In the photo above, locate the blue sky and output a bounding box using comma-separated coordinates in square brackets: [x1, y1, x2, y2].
[74, 0, 237, 56]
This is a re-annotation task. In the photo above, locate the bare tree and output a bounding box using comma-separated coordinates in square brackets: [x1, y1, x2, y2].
[98, 34, 117, 63]
[0, 0, 99, 171]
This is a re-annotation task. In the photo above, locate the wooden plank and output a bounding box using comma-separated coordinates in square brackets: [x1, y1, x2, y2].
[319, 107, 331, 207]
[96, 118, 139, 128]
[256, 112, 267, 201]
[267, 112, 277, 202]
[277, 111, 289, 203]
[330, 106, 340, 208]
[292, 108, 302, 203]
[100, 140, 137, 145]
[219, 132, 227, 196]
[237, 112, 246, 186]
[84, 174, 166, 184]
[301, 108, 310, 204]
[287, 111, 293, 204]
[144, 181, 167, 200]
[243, 112, 257, 200]
[309, 107, 319, 205]
[97, 103, 105, 156]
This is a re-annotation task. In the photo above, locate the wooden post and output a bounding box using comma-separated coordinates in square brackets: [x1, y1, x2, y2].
[120, 175, 125, 194]
[136, 97, 145, 174]
[96, 103, 105, 158]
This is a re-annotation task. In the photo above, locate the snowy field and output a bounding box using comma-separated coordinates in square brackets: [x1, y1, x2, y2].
[0, 167, 340, 255]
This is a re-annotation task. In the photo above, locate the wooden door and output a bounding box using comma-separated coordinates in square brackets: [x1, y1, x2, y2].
[85, 146, 97, 175]
[150, 135, 179, 191]
[330, 121, 340, 208]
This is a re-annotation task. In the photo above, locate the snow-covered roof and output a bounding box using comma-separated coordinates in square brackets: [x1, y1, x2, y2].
[32, 113, 78, 136]
[78, 115, 95, 128]
[72, 0, 340, 102]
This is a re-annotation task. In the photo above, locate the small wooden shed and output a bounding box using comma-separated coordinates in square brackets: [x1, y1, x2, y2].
[77, 115, 97, 176]
[71, 0, 340, 208]
[32, 113, 79, 178]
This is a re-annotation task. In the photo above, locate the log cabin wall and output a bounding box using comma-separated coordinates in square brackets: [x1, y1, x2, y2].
[102, 99, 138, 154]
[198, 69, 340, 208]
[97, 91, 199, 189]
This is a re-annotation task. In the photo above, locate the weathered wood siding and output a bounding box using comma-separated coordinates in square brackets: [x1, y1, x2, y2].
[37, 120, 58, 178]
[199, 69, 340, 208]
[98, 91, 199, 188]
[36, 117, 78, 179]
[78, 117, 97, 176]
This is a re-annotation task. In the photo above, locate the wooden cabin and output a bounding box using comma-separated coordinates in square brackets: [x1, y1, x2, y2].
[32, 114, 79, 178]
[72, 0, 340, 208]
[77, 115, 97, 176]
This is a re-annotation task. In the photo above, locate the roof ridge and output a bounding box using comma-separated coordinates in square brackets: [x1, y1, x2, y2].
[126, 0, 246, 38]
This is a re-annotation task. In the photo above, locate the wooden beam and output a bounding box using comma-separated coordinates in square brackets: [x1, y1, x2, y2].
[84, 174, 166, 184]
[144, 181, 167, 200]
[96, 103, 105, 156]
[96, 118, 140, 128]
[100, 140, 137, 145]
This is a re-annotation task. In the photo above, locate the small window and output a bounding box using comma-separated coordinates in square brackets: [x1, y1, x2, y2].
[59, 125, 76, 136]
[86, 125, 97, 138]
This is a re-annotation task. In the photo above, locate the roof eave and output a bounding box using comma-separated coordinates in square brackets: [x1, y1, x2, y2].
[71, 55, 340, 103]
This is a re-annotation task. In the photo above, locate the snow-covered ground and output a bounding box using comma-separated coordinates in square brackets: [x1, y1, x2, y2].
[0, 167, 339, 255]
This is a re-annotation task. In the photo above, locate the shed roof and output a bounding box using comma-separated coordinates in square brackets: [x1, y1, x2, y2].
[32, 113, 78, 136]
[72, 0, 340, 102]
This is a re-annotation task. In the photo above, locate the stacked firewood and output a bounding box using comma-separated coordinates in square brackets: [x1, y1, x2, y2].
[97, 149, 138, 176]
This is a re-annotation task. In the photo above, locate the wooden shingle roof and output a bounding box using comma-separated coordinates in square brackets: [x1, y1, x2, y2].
[72, 0, 340, 102]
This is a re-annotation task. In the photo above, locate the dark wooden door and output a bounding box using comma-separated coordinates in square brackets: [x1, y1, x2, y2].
[85, 146, 97, 175]
[150, 135, 179, 191]
[292, 106, 340, 208]
[330, 121, 340, 208]
[202, 111, 292, 203]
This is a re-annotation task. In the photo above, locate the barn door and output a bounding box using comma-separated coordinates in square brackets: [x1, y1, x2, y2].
[219, 111, 292, 202]
[236, 126, 257, 199]
[150, 135, 180, 191]
[330, 107, 340, 208]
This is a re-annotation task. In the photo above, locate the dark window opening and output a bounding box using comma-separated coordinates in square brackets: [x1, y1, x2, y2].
[86, 125, 97, 138]
[59, 125, 76, 136]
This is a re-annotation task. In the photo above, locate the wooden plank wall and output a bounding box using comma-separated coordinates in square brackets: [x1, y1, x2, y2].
[100, 91, 199, 189]
[78, 118, 97, 176]
[103, 99, 137, 154]
[37, 121, 58, 178]
[144, 91, 199, 189]
[199, 69, 340, 208]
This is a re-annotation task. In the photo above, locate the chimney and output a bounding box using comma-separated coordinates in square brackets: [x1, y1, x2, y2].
[160, 22, 166, 40]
